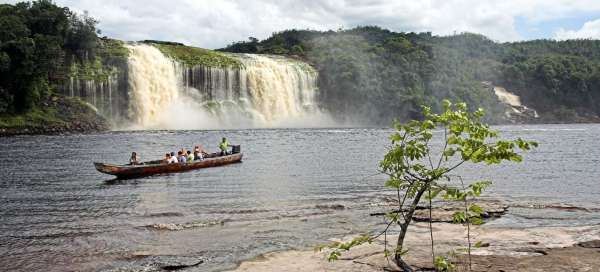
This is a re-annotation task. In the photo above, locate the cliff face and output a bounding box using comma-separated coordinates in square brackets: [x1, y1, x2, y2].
[56, 38, 130, 125]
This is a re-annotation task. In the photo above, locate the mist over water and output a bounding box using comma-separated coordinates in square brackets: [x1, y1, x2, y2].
[123, 44, 333, 130]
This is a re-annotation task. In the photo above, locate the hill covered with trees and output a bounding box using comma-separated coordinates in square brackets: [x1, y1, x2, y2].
[221, 27, 600, 124]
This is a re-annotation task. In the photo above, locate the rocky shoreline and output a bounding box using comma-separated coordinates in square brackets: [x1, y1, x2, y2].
[232, 201, 600, 272]
[0, 121, 108, 136]
[232, 223, 600, 272]
[0, 96, 109, 137]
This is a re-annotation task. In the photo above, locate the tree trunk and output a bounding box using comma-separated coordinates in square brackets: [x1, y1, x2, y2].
[394, 185, 429, 271]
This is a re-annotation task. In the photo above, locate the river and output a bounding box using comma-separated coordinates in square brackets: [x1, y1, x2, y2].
[1, 124, 599, 271]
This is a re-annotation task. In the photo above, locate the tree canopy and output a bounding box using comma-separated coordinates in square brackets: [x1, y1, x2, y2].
[0, 0, 98, 113]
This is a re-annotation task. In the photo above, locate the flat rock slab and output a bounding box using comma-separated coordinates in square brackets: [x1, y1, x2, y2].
[412, 201, 508, 222]
[232, 223, 600, 272]
[577, 240, 600, 248]
[463, 246, 600, 272]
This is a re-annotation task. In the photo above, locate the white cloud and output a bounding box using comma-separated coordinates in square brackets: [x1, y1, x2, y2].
[555, 19, 600, 40]
[2, 0, 600, 48]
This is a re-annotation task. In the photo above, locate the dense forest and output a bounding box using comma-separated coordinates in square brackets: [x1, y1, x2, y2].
[222, 28, 600, 124]
[0, 0, 99, 113]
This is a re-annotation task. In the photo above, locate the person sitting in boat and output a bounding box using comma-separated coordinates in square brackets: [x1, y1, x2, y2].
[194, 145, 207, 160]
[177, 151, 187, 163]
[163, 153, 171, 163]
[169, 152, 178, 163]
[219, 138, 230, 156]
[186, 150, 194, 162]
[129, 152, 140, 165]
[194, 150, 203, 161]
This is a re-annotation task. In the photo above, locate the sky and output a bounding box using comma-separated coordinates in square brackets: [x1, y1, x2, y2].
[4, 0, 600, 49]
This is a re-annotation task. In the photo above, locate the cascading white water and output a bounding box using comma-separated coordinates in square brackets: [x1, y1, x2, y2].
[242, 54, 319, 124]
[493, 86, 521, 107]
[123, 44, 331, 129]
[126, 44, 179, 127]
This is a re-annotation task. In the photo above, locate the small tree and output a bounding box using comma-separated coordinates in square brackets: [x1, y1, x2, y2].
[324, 100, 537, 271]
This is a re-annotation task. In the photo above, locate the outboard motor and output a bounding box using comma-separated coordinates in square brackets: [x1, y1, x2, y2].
[231, 145, 241, 154]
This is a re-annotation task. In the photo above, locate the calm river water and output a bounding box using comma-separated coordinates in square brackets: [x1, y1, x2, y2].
[1, 124, 599, 271]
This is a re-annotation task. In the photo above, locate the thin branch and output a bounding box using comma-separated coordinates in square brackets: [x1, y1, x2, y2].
[441, 159, 467, 176]
[457, 176, 472, 271]
[425, 138, 434, 169]
[372, 216, 396, 239]
[428, 188, 435, 266]
[436, 126, 448, 169]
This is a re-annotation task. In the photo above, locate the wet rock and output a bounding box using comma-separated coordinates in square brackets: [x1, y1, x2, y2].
[145, 212, 185, 217]
[513, 203, 591, 212]
[411, 201, 508, 223]
[107, 256, 204, 272]
[147, 220, 224, 231]
[315, 204, 345, 210]
[514, 248, 548, 255]
[577, 240, 600, 248]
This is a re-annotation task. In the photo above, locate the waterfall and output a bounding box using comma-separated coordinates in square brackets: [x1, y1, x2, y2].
[492, 85, 539, 120]
[125, 44, 180, 127]
[120, 44, 329, 129]
[493, 86, 521, 107]
[241, 54, 318, 123]
[63, 75, 124, 123]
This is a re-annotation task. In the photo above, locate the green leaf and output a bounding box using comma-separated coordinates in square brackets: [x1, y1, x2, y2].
[509, 154, 523, 162]
[385, 178, 402, 189]
[470, 216, 484, 225]
[468, 204, 484, 216]
[434, 255, 455, 271]
[328, 251, 341, 262]
[442, 99, 452, 109]
[384, 212, 399, 222]
[443, 148, 456, 157]
[452, 211, 466, 223]
[425, 188, 442, 200]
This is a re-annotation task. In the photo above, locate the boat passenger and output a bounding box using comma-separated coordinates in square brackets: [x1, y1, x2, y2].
[194, 145, 202, 161]
[177, 151, 187, 163]
[195, 145, 208, 158]
[186, 150, 194, 162]
[219, 137, 230, 156]
[129, 152, 140, 165]
[194, 150, 204, 161]
[169, 152, 178, 163]
[164, 153, 171, 163]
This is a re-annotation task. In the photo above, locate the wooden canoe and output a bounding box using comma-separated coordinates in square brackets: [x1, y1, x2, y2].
[94, 152, 243, 179]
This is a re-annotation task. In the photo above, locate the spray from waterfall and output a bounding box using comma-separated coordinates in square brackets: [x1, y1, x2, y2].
[123, 44, 332, 130]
